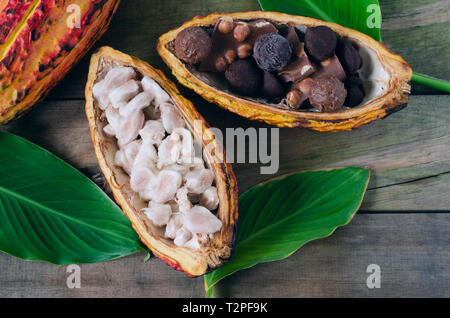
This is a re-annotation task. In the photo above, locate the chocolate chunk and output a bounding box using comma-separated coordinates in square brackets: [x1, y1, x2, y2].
[254, 33, 292, 72]
[346, 75, 364, 89]
[305, 26, 337, 61]
[225, 59, 262, 95]
[344, 76, 366, 107]
[199, 19, 278, 73]
[175, 27, 212, 64]
[262, 72, 286, 99]
[278, 43, 316, 83]
[336, 41, 362, 76]
[283, 26, 301, 51]
[312, 55, 346, 81]
[309, 76, 347, 112]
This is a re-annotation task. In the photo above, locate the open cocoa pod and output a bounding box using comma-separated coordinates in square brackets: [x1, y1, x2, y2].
[0, 0, 121, 124]
[85, 47, 238, 276]
[157, 11, 412, 131]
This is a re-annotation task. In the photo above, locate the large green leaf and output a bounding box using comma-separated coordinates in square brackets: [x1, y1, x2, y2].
[0, 132, 142, 264]
[258, 0, 382, 41]
[205, 167, 370, 297]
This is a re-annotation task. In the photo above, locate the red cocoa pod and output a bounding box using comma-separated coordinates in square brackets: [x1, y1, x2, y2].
[0, 0, 121, 124]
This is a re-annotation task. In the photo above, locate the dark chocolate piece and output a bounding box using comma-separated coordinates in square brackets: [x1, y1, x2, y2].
[262, 71, 286, 99]
[344, 76, 366, 107]
[254, 33, 292, 72]
[305, 26, 337, 62]
[336, 41, 362, 76]
[175, 27, 212, 64]
[199, 19, 278, 73]
[278, 43, 316, 83]
[225, 59, 262, 95]
[283, 26, 301, 51]
[309, 76, 347, 112]
[312, 55, 346, 81]
[346, 75, 364, 89]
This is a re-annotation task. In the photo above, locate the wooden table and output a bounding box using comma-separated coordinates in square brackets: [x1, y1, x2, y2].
[0, 0, 449, 298]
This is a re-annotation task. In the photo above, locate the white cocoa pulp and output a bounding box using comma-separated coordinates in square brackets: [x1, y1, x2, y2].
[93, 67, 222, 250]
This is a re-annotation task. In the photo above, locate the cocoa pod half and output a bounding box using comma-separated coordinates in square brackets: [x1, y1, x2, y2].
[0, 0, 121, 124]
[157, 11, 412, 132]
[85, 47, 238, 277]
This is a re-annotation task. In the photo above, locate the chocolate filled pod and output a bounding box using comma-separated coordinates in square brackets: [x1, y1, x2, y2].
[85, 47, 238, 276]
[157, 11, 412, 132]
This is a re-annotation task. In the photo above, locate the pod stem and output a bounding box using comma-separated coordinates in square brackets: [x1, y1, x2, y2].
[412, 72, 450, 93]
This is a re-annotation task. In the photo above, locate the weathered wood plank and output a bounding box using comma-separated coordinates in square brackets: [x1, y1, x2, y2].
[0, 213, 447, 297]
[44, 0, 449, 100]
[3, 95, 448, 211]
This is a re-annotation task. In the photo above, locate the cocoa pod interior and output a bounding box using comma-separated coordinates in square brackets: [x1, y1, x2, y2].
[85, 47, 238, 277]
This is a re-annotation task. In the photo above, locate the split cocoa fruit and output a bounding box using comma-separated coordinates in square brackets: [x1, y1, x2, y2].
[157, 11, 412, 131]
[85, 47, 238, 277]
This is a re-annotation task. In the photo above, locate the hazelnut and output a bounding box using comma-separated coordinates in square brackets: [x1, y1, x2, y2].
[233, 23, 251, 42]
[237, 44, 252, 59]
[217, 17, 234, 34]
[224, 49, 237, 64]
[215, 57, 228, 73]
[286, 90, 303, 109]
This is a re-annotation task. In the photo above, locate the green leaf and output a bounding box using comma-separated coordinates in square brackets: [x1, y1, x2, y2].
[258, 0, 382, 41]
[0, 132, 142, 264]
[205, 167, 370, 297]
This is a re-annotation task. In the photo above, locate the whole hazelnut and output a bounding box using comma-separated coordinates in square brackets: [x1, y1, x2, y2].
[217, 17, 234, 34]
[224, 49, 237, 64]
[234, 23, 251, 42]
[215, 57, 228, 73]
[286, 90, 303, 109]
[237, 44, 252, 59]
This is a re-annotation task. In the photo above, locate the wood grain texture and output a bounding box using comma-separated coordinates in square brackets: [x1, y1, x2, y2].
[0, 213, 447, 297]
[3, 95, 448, 211]
[43, 0, 449, 100]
